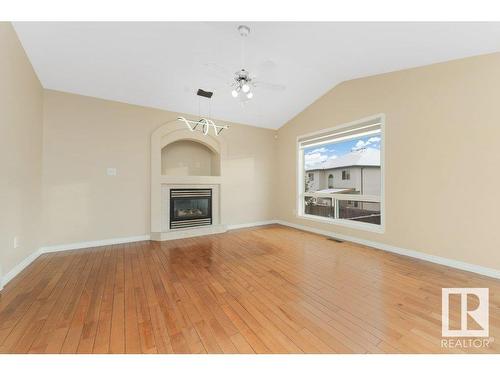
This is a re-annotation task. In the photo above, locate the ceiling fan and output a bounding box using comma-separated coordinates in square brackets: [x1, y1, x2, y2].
[205, 25, 286, 102]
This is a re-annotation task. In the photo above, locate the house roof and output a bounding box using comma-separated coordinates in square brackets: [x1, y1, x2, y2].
[306, 147, 380, 171]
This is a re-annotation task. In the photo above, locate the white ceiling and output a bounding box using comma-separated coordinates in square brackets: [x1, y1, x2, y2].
[13, 22, 500, 129]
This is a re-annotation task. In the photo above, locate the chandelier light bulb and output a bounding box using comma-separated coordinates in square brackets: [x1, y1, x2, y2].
[242, 83, 250, 93]
[231, 89, 238, 98]
[246, 92, 253, 99]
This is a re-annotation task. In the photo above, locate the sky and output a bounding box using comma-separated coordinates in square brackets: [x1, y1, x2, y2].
[304, 134, 381, 169]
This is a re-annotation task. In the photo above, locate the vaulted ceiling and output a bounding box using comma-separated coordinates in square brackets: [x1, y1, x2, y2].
[13, 22, 500, 129]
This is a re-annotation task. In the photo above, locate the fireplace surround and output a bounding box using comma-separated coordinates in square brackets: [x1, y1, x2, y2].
[151, 121, 227, 241]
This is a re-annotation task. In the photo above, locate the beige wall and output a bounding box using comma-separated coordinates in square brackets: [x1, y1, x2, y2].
[42, 90, 276, 246]
[276, 52, 500, 270]
[0, 23, 43, 283]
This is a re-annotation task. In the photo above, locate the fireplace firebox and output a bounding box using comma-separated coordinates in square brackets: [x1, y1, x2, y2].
[170, 189, 212, 229]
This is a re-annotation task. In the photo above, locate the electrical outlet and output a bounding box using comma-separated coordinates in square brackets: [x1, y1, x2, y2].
[13, 236, 20, 248]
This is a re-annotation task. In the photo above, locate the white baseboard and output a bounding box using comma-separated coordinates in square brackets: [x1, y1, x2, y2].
[0, 234, 150, 290]
[39, 234, 151, 253]
[0, 248, 42, 290]
[275, 220, 500, 280]
[152, 225, 227, 241]
[227, 220, 277, 230]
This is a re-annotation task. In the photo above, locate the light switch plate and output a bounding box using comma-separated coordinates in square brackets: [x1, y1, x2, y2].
[106, 167, 117, 176]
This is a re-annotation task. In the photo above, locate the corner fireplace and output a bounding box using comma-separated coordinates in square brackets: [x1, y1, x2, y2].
[170, 189, 212, 229]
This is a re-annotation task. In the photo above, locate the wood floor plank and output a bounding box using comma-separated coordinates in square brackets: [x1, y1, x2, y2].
[43, 249, 105, 353]
[45, 249, 105, 353]
[130, 243, 157, 354]
[123, 243, 141, 353]
[76, 246, 113, 353]
[56, 249, 105, 354]
[1, 225, 500, 353]
[137, 244, 174, 353]
[93, 245, 119, 353]
[0, 253, 79, 353]
[109, 247, 126, 353]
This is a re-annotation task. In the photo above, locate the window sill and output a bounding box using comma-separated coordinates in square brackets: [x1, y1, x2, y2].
[297, 213, 385, 234]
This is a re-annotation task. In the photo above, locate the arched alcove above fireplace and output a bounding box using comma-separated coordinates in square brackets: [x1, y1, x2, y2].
[161, 140, 220, 176]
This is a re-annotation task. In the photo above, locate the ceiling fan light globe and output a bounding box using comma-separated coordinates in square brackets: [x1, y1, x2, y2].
[246, 92, 253, 99]
[242, 83, 250, 93]
[231, 89, 238, 98]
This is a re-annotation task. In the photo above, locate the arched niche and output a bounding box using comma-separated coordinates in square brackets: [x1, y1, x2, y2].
[161, 139, 220, 176]
[155, 126, 222, 176]
[152, 124, 224, 177]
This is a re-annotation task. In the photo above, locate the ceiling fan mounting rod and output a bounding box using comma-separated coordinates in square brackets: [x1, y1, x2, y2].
[238, 25, 250, 69]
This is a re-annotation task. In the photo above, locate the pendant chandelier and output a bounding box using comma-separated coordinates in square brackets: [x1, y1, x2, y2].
[177, 116, 228, 136]
[178, 89, 229, 136]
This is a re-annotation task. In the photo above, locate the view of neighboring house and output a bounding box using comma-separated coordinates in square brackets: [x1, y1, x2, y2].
[305, 147, 381, 196]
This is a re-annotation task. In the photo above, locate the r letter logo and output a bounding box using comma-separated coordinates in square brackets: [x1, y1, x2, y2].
[442, 288, 489, 337]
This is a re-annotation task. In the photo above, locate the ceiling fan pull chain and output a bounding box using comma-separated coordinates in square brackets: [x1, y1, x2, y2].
[238, 25, 250, 68]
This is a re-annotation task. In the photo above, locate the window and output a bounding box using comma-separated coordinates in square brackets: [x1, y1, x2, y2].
[347, 200, 359, 208]
[297, 115, 384, 232]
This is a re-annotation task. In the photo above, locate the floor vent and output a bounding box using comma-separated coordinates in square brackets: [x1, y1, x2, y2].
[327, 237, 344, 243]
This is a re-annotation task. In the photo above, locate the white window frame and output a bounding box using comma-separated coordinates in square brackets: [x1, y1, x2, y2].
[296, 114, 385, 233]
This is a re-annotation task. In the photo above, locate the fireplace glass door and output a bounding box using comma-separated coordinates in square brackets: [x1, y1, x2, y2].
[170, 189, 212, 229]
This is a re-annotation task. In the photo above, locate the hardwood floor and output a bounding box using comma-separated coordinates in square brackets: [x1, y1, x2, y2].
[1, 224, 499, 353]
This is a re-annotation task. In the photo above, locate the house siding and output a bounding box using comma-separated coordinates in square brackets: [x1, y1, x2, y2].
[307, 166, 380, 196]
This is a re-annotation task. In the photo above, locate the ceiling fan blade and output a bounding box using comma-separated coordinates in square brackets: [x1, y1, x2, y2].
[203, 62, 234, 80]
[204, 62, 233, 73]
[252, 81, 286, 91]
[257, 59, 277, 74]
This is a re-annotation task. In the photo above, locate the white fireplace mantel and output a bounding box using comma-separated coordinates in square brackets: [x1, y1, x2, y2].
[150, 119, 228, 241]
[159, 175, 222, 185]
